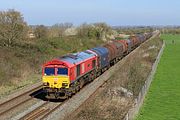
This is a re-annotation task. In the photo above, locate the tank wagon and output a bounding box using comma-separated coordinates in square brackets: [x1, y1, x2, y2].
[42, 32, 153, 99]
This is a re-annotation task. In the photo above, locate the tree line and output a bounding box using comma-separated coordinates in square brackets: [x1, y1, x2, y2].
[0, 9, 113, 48]
[32, 22, 113, 40]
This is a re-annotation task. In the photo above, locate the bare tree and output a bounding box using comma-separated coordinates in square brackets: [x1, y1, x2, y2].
[77, 22, 112, 40]
[94, 22, 112, 40]
[49, 22, 73, 38]
[77, 23, 90, 37]
[34, 25, 48, 39]
[64, 22, 73, 29]
[0, 9, 27, 47]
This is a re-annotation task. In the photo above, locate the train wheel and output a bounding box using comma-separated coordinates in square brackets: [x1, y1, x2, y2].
[74, 81, 80, 92]
[67, 91, 72, 97]
[72, 87, 76, 94]
[76, 85, 80, 92]
[91, 71, 96, 80]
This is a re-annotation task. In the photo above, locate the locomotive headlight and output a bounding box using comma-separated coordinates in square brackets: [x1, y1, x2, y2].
[43, 82, 48, 86]
[62, 83, 68, 87]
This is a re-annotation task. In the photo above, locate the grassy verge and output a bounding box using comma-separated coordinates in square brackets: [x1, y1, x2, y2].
[65, 34, 163, 120]
[136, 34, 180, 120]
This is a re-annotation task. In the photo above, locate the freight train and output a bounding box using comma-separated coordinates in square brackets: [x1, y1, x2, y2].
[42, 32, 153, 99]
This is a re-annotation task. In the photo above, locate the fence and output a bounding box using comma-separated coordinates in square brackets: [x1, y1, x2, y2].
[124, 41, 165, 120]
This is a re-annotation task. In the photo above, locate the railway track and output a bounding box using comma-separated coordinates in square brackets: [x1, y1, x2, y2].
[0, 85, 43, 118]
[40, 101, 65, 120]
[19, 100, 66, 120]
[18, 73, 107, 120]
[19, 101, 50, 120]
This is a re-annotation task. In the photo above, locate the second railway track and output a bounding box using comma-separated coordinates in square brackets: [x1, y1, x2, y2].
[0, 84, 43, 119]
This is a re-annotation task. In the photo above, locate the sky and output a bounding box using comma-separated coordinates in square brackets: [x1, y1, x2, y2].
[0, 0, 180, 26]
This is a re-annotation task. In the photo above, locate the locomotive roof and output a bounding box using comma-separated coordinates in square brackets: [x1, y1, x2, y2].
[59, 51, 95, 65]
[44, 51, 96, 68]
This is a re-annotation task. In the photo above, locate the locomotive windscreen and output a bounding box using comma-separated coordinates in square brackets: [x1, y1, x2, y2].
[44, 68, 55, 76]
[57, 68, 68, 75]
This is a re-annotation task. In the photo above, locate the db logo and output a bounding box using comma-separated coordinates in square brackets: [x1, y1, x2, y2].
[54, 78, 58, 81]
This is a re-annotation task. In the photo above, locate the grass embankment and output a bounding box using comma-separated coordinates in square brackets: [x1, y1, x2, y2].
[136, 34, 180, 120]
[0, 36, 104, 97]
[66, 34, 163, 120]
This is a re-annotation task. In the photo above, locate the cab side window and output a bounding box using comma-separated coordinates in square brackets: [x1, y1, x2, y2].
[76, 64, 80, 77]
[92, 60, 96, 68]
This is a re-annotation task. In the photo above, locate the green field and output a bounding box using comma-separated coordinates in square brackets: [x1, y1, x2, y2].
[136, 34, 180, 120]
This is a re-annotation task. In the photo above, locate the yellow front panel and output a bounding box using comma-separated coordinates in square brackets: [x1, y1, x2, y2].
[43, 75, 70, 88]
